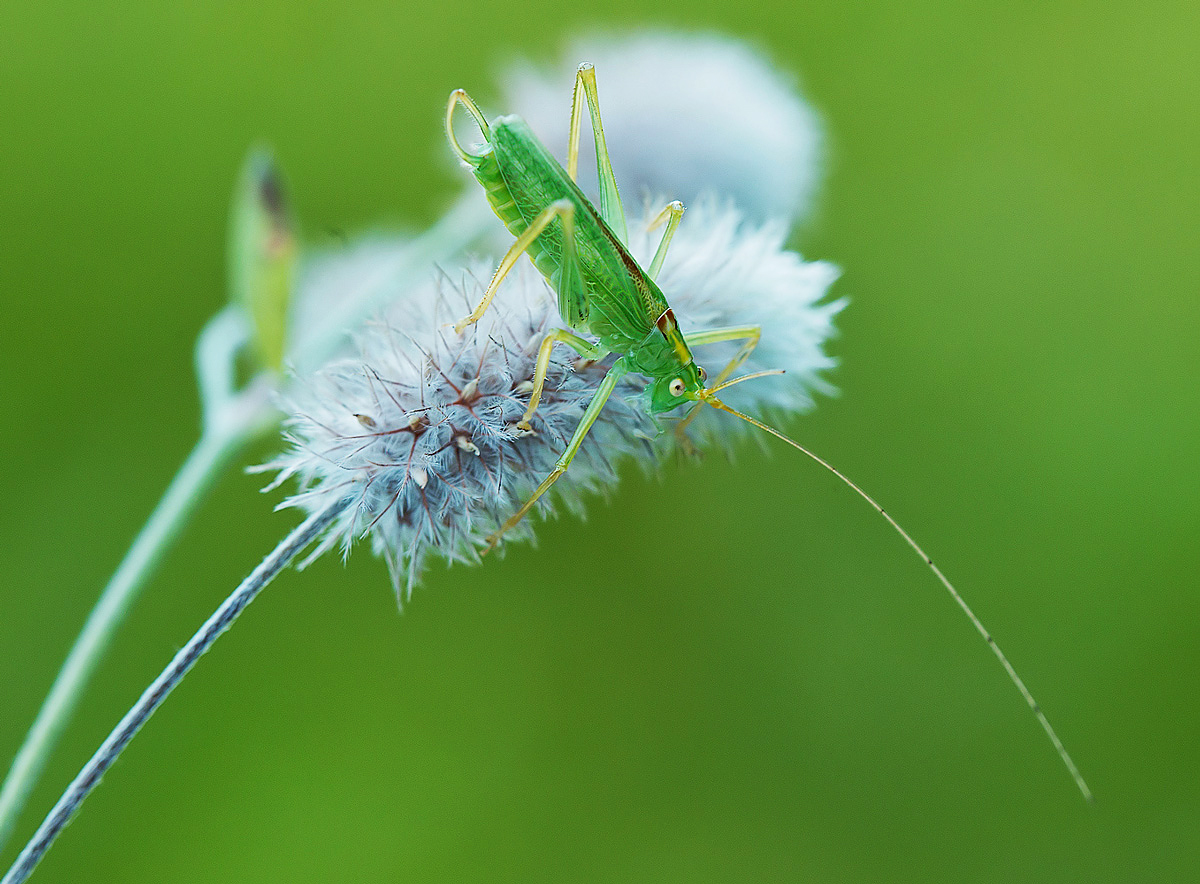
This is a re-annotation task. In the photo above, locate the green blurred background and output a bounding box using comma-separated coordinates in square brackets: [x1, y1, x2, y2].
[2, 1, 1197, 881]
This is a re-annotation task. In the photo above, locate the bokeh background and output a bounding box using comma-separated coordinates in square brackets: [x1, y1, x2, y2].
[2, 1, 1197, 881]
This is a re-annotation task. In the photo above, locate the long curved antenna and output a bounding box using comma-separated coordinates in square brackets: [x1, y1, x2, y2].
[707, 369, 784, 395]
[701, 392, 1093, 803]
[1, 503, 347, 884]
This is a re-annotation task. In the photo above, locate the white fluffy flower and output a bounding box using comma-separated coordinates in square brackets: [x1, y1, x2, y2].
[267, 203, 840, 593]
[504, 32, 824, 223]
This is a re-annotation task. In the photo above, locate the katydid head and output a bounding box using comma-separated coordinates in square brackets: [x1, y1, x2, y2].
[647, 362, 706, 413]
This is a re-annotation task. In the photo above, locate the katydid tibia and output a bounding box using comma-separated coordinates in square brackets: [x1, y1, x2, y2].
[447, 63, 1091, 801]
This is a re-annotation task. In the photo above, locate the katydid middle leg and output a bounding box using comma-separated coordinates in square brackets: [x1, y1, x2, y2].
[646, 200, 685, 281]
[484, 358, 632, 552]
[454, 200, 576, 334]
[518, 329, 610, 432]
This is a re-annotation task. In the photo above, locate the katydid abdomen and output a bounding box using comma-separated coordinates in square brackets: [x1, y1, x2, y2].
[464, 114, 668, 355]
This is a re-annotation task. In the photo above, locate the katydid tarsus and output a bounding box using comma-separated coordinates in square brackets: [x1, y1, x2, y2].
[446, 63, 1090, 801]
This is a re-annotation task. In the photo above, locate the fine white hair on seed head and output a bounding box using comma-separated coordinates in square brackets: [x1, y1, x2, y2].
[263, 202, 841, 596]
[503, 32, 825, 224]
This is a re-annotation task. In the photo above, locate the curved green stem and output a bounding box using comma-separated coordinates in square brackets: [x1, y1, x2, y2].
[0, 388, 276, 853]
[0, 190, 496, 855]
[1, 503, 344, 884]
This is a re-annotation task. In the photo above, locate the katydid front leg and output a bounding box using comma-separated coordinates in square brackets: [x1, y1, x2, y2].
[676, 325, 763, 444]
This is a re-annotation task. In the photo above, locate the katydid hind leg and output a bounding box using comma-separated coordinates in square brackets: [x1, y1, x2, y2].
[570, 63, 627, 243]
[445, 89, 491, 165]
[566, 68, 585, 183]
[454, 200, 576, 334]
[485, 358, 631, 552]
[555, 187, 587, 328]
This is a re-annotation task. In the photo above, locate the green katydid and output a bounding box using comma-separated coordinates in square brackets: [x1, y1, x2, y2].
[446, 64, 1090, 801]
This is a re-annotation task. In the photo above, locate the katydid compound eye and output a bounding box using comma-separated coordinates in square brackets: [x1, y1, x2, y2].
[669, 378, 686, 397]
[697, 366, 707, 382]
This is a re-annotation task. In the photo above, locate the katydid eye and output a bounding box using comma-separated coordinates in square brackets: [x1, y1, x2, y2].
[669, 378, 686, 397]
[697, 366, 707, 382]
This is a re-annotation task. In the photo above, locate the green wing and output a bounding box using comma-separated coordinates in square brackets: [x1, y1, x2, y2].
[492, 117, 669, 351]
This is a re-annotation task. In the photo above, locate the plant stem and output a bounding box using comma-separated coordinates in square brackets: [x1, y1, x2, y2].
[1, 502, 344, 884]
[0, 191, 494, 856]
[0, 393, 273, 853]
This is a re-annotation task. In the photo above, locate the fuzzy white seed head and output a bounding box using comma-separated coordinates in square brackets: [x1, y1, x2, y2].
[285, 235, 422, 375]
[265, 203, 841, 595]
[504, 32, 824, 223]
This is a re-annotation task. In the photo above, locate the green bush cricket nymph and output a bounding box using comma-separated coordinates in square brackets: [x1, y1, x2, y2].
[447, 64, 1091, 801]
